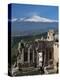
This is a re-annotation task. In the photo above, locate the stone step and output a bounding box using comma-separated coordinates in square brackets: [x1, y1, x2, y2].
[20, 67, 40, 72]
[21, 67, 34, 71]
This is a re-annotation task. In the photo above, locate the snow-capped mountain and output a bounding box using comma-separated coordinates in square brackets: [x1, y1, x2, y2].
[9, 15, 58, 22]
[19, 15, 58, 22]
[11, 15, 58, 36]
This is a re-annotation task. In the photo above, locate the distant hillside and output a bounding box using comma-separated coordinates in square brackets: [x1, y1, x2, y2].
[11, 32, 47, 48]
[11, 22, 58, 36]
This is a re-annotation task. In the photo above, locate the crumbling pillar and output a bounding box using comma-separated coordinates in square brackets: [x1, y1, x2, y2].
[33, 50, 34, 63]
[21, 48, 24, 64]
[28, 47, 30, 63]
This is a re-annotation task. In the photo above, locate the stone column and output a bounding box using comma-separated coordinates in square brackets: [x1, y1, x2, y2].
[21, 48, 24, 64]
[28, 47, 30, 63]
[44, 49, 46, 67]
[33, 50, 34, 63]
[36, 50, 39, 67]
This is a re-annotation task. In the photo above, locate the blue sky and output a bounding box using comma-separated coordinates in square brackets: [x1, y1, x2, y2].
[11, 3, 58, 20]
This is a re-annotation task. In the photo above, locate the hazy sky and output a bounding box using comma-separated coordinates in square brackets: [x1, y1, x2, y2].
[11, 3, 58, 20]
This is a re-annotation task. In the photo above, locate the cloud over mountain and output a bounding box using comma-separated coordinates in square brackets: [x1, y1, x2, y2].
[8, 18, 17, 22]
[9, 15, 58, 22]
[19, 15, 58, 22]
